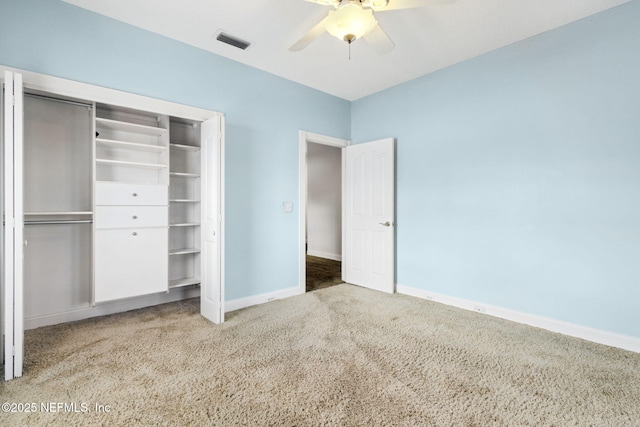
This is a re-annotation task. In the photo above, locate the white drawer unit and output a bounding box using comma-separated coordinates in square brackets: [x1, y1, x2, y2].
[95, 182, 167, 206]
[94, 180, 169, 302]
[94, 228, 168, 303]
[95, 206, 168, 229]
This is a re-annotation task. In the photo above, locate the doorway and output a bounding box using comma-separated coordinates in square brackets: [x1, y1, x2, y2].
[298, 131, 349, 293]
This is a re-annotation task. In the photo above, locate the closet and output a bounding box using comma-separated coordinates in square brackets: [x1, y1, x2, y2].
[2, 69, 224, 380]
[23, 93, 93, 318]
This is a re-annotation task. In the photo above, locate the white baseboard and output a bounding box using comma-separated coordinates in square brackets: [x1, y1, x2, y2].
[225, 286, 304, 313]
[397, 284, 640, 354]
[306, 250, 342, 261]
[26, 284, 305, 329]
[25, 287, 200, 330]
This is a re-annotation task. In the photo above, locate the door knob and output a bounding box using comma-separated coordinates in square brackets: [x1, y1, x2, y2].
[379, 221, 393, 227]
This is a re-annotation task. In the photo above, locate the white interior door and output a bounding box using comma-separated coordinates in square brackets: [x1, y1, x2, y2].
[200, 115, 224, 323]
[3, 71, 24, 380]
[343, 138, 395, 293]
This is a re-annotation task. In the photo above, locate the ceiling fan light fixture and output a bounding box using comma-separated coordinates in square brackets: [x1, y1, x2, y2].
[325, 2, 377, 43]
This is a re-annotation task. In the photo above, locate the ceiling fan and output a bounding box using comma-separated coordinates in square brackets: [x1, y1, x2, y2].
[289, 0, 451, 54]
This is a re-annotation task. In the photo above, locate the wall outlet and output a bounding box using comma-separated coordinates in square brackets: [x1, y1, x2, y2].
[283, 201, 293, 213]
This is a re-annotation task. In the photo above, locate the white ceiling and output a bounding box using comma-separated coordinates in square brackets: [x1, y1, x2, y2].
[62, 0, 628, 101]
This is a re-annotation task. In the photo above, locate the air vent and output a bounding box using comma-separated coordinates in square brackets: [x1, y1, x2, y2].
[216, 32, 251, 50]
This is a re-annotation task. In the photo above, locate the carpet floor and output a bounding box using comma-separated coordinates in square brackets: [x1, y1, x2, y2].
[2, 284, 640, 426]
[306, 255, 342, 292]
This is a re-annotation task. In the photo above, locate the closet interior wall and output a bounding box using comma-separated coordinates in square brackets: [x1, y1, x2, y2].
[23, 94, 93, 320]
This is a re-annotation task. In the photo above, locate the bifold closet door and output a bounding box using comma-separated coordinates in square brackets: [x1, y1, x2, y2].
[200, 116, 223, 324]
[23, 94, 93, 320]
[3, 71, 24, 380]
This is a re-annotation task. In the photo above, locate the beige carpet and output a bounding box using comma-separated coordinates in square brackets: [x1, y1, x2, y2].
[2, 284, 640, 426]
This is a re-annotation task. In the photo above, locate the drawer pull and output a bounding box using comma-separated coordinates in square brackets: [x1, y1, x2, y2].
[132, 215, 138, 219]
[132, 192, 138, 197]
[132, 232, 138, 236]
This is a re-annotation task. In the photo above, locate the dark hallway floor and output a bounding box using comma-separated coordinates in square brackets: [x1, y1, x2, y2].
[306, 255, 342, 292]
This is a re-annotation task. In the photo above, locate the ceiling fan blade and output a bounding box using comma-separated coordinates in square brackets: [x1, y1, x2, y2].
[289, 17, 329, 52]
[363, 24, 395, 54]
[303, 0, 339, 6]
[371, 0, 455, 12]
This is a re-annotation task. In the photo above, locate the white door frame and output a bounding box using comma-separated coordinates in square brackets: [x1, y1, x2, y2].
[298, 131, 349, 293]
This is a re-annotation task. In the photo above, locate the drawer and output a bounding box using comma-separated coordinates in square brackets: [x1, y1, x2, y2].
[95, 206, 167, 229]
[94, 227, 168, 303]
[95, 182, 167, 206]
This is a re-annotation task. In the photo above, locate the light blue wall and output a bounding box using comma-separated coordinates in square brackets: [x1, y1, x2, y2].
[0, 0, 351, 300]
[352, 1, 640, 337]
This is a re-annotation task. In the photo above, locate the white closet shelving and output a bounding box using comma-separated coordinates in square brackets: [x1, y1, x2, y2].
[94, 106, 170, 303]
[95, 111, 169, 185]
[169, 119, 202, 289]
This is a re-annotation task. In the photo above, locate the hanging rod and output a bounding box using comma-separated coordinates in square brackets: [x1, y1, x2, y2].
[25, 92, 92, 109]
[24, 211, 93, 216]
[24, 219, 93, 225]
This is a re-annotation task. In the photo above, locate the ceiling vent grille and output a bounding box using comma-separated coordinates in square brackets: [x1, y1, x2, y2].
[216, 32, 251, 50]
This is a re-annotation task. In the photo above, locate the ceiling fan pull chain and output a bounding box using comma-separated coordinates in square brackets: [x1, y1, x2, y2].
[346, 36, 355, 60]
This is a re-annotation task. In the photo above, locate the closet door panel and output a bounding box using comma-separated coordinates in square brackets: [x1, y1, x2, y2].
[94, 227, 168, 302]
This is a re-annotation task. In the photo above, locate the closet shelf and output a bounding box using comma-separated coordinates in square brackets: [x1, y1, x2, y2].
[97, 138, 168, 153]
[170, 172, 200, 178]
[170, 143, 200, 152]
[96, 158, 168, 169]
[169, 277, 201, 288]
[169, 248, 200, 255]
[95, 180, 169, 186]
[96, 117, 167, 136]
